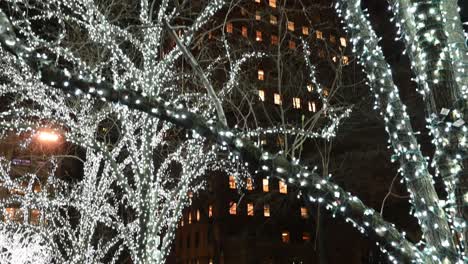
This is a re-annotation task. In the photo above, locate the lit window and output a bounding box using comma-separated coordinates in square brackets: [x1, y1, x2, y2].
[180, 218, 184, 227]
[261, 138, 267, 145]
[271, 35, 278, 45]
[292, 97, 301, 109]
[258, 89, 265, 101]
[288, 40, 296, 49]
[229, 202, 237, 215]
[277, 136, 284, 147]
[264, 204, 270, 217]
[258, 69, 264, 80]
[281, 231, 290, 243]
[330, 34, 336, 44]
[208, 31, 213, 39]
[196, 209, 200, 221]
[287, 21, 295, 31]
[256, 11, 261, 21]
[246, 178, 253, 191]
[247, 203, 254, 216]
[274, 93, 282, 105]
[308, 101, 316, 112]
[209, 205, 213, 218]
[229, 175, 236, 189]
[226, 22, 233, 33]
[316, 30, 323, 39]
[302, 26, 309, 35]
[323, 89, 329, 97]
[5, 207, 17, 220]
[340, 37, 347, 47]
[332, 56, 337, 62]
[255, 0, 260, 3]
[269, 0, 276, 8]
[270, 15, 277, 25]
[307, 84, 313, 92]
[301, 207, 309, 219]
[242, 26, 248, 37]
[342, 56, 349, 65]
[279, 181, 287, 194]
[263, 178, 269, 192]
[302, 232, 311, 242]
[188, 212, 192, 224]
[256, 31, 262, 41]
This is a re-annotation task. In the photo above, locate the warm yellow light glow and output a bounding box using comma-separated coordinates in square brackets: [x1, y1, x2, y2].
[37, 130, 59, 142]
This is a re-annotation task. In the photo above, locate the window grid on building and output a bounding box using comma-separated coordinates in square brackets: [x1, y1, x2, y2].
[226, 22, 233, 33]
[264, 204, 270, 217]
[287, 21, 295, 31]
[247, 178, 253, 190]
[289, 40, 296, 49]
[258, 69, 265, 80]
[229, 175, 236, 189]
[229, 202, 237, 215]
[279, 180, 288, 193]
[247, 203, 254, 216]
[242, 26, 248, 37]
[270, 15, 277, 25]
[308, 101, 316, 112]
[301, 207, 309, 219]
[271, 35, 278, 45]
[258, 89, 265, 101]
[256, 31, 262, 41]
[274, 93, 282, 105]
[263, 178, 269, 192]
[269, 0, 276, 8]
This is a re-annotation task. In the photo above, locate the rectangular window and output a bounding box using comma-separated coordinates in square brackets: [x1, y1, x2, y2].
[330, 34, 336, 44]
[323, 89, 329, 97]
[247, 203, 254, 216]
[188, 212, 192, 224]
[318, 49, 325, 58]
[287, 21, 295, 31]
[261, 138, 267, 145]
[281, 231, 290, 243]
[226, 22, 233, 33]
[279, 181, 287, 194]
[302, 232, 311, 242]
[288, 40, 296, 49]
[270, 15, 277, 25]
[258, 69, 264, 80]
[271, 35, 278, 45]
[342, 56, 349, 65]
[256, 31, 262, 41]
[229, 175, 236, 189]
[274, 93, 282, 105]
[242, 26, 248, 38]
[255, 0, 260, 3]
[316, 30, 323, 39]
[302, 26, 309, 35]
[307, 84, 313, 92]
[247, 178, 253, 191]
[241, 7, 247, 16]
[229, 202, 237, 215]
[340, 37, 347, 47]
[308, 101, 316, 112]
[256, 11, 261, 21]
[269, 0, 276, 8]
[258, 90, 265, 101]
[209, 205, 213, 218]
[196, 209, 200, 221]
[264, 204, 270, 217]
[293, 97, 301, 109]
[263, 178, 269, 192]
[301, 207, 309, 219]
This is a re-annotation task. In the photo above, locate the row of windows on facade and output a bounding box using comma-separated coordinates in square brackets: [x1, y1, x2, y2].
[226, 20, 347, 48]
[181, 203, 309, 226]
[229, 175, 288, 193]
[2, 207, 42, 225]
[180, 229, 311, 251]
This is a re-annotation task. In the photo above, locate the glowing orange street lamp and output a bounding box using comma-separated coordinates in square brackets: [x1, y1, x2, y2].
[36, 130, 60, 143]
